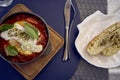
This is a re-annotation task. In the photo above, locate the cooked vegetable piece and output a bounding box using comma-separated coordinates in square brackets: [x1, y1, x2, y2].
[24, 22, 38, 39]
[5, 45, 18, 56]
[0, 24, 14, 31]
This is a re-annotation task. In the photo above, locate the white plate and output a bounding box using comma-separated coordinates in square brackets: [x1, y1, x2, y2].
[75, 11, 120, 68]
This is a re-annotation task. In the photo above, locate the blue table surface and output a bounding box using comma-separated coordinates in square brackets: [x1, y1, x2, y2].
[0, 0, 81, 80]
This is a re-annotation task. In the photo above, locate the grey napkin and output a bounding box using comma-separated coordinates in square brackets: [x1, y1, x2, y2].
[75, 0, 107, 21]
[70, 59, 108, 80]
[70, 0, 108, 80]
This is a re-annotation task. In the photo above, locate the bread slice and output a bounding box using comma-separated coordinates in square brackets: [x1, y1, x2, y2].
[102, 29, 120, 56]
[102, 44, 120, 56]
[87, 22, 120, 55]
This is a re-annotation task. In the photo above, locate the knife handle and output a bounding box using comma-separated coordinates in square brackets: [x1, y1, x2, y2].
[63, 26, 69, 61]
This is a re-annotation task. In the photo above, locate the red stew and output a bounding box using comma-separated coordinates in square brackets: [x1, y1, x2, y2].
[0, 13, 48, 63]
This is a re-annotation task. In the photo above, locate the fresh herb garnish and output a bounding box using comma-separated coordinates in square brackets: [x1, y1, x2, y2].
[0, 24, 14, 31]
[6, 45, 18, 56]
[24, 22, 39, 39]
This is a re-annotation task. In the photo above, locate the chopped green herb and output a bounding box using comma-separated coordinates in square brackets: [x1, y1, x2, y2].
[24, 22, 39, 39]
[0, 24, 14, 31]
[6, 45, 18, 56]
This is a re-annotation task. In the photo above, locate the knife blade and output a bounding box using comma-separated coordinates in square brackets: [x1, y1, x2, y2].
[63, 0, 71, 61]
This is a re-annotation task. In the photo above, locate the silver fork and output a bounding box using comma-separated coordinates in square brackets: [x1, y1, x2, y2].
[63, 0, 76, 61]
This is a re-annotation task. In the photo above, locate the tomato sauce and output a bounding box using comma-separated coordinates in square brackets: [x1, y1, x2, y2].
[0, 13, 49, 63]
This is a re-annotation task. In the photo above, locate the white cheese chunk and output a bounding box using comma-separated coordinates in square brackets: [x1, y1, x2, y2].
[0, 23, 43, 53]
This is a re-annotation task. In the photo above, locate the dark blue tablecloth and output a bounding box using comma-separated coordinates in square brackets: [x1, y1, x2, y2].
[0, 0, 81, 80]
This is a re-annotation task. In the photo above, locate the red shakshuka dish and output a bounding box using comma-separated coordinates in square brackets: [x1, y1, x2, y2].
[0, 12, 49, 63]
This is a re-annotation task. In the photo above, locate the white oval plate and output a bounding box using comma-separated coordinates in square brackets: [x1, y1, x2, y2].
[75, 11, 120, 68]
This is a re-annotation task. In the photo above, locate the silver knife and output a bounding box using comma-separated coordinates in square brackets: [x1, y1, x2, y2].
[63, 0, 71, 61]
